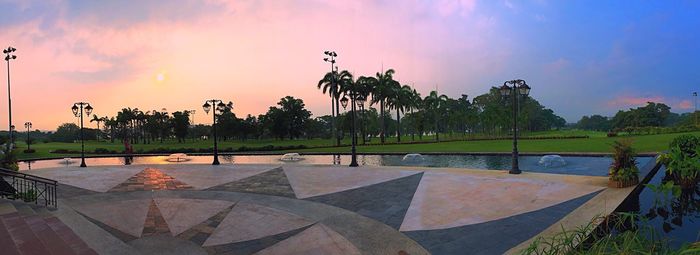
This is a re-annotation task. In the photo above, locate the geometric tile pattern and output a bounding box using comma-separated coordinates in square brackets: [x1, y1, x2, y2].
[255, 223, 361, 255]
[141, 199, 171, 237]
[108, 168, 193, 192]
[400, 171, 605, 231]
[203, 202, 314, 246]
[154, 198, 234, 236]
[205, 167, 296, 198]
[203, 225, 312, 255]
[403, 191, 602, 255]
[283, 166, 419, 199]
[307, 172, 423, 229]
[176, 205, 235, 246]
[26, 166, 145, 192]
[158, 164, 279, 190]
[72, 199, 151, 238]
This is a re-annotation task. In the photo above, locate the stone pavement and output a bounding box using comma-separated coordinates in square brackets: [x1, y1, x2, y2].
[23, 163, 612, 255]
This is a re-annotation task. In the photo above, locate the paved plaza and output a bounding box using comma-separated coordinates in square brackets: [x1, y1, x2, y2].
[19, 163, 616, 255]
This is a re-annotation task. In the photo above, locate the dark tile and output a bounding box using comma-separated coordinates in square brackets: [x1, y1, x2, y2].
[206, 167, 296, 198]
[403, 190, 602, 255]
[306, 173, 423, 230]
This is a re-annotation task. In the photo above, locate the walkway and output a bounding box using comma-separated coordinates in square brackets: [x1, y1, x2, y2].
[21, 163, 612, 255]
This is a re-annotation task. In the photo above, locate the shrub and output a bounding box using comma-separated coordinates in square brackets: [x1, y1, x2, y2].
[606, 132, 618, 137]
[669, 134, 700, 157]
[22, 149, 36, 154]
[93, 148, 111, 154]
[609, 139, 638, 182]
[657, 146, 700, 187]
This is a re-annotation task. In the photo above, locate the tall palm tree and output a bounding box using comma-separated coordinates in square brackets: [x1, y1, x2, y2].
[371, 69, 397, 144]
[318, 70, 341, 146]
[407, 88, 422, 141]
[424, 90, 448, 141]
[90, 114, 104, 141]
[355, 76, 376, 144]
[387, 84, 412, 143]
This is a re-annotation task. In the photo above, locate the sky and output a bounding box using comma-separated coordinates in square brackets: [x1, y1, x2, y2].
[0, 0, 699, 130]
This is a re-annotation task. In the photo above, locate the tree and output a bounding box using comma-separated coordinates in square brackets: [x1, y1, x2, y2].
[387, 84, 412, 142]
[371, 69, 398, 144]
[90, 115, 104, 141]
[50, 123, 80, 142]
[423, 90, 448, 141]
[171, 111, 190, 142]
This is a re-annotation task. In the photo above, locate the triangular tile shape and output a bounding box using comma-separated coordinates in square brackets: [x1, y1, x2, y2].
[203, 202, 314, 246]
[306, 173, 423, 229]
[108, 168, 193, 192]
[158, 164, 280, 190]
[254, 224, 361, 255]
[26, 166, 145, 192]
[176, 204, 235, 246]
[399, 172, 604, 231]
[154, 198, 234, 236]
[284, 166, 419, 199]
[72, 199, 151, 237]
[206, 167, 296, 198]
[203, 225, 312, 255]
[142, 199, 171, 237]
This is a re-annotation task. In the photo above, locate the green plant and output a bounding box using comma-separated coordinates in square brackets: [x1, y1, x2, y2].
[609, 139, 638, 181]
[0, 147, 18, 171]
[17, 189, 37, 202]
[658, 146, 700, 183]
[669, 134, 700, 157]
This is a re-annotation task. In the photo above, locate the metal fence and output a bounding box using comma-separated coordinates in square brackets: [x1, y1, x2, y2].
[0, 168, 57, 209]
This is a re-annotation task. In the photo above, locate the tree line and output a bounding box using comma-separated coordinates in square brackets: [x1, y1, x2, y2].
[576, 102, 698, 132]
[36, 68, 567, 144]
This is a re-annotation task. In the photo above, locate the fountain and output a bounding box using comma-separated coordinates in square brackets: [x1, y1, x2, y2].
[61, 158, 75, 165]
[402, 153, 425, 164]
[280, 153, 304, 162]
[167, 153, 190, 162]
[538, 155, 567, 168]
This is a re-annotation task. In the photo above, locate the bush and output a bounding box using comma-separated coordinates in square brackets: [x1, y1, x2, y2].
[669, 134, 700, 157]
[606, 132, 618, 137]
[93, 148, 111, 154]
[22, 149, 36, 154]
[51, 149, 80, 154]
[609, 139, 638, 181]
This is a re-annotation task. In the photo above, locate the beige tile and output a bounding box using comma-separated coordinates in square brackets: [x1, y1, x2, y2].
[72, 199, 151, 237]
[254, 224, 360, 255]
[154, 198, 234, 236]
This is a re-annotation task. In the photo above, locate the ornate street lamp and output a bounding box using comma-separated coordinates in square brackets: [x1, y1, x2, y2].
[24, 122, 31, 150]
[4, 46, 16, 149]
[203, 99, 227, 165]
[72, 102, 93, 167]
[340, 95, 359, 167]
[499, 79, 531, 174]
[356, 95, 366, 144]
[324, 51, 340, 147]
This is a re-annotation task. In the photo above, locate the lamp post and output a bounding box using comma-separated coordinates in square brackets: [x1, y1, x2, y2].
[356, 96, 366, 145]
[4, 46, 16, 149]
[203, 99, 227, 165]
[24, 122, 31, 150]
[340, 93, 359, 167]
[693, 92, 697, 126]
[72, 102, 93, 167]
[324, 51, 340, 146]
[499, 79, 531, 174]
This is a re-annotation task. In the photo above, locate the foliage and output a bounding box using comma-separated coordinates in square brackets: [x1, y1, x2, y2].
[1, 146, 18, 170]
[17, 189, 37, 202]
[520, 213, 700, 255]
[50, 123, 80, 142]
[609, 139, 638, 181]
[658, 146, 700, 181]
[22, 149, 35, 154]
[611, 102, 672, 130]
[171, 111, 190, 142]
[669, 134, 700, 157]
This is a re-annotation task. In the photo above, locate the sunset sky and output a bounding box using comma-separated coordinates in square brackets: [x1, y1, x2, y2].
[1, 0, 699, 130]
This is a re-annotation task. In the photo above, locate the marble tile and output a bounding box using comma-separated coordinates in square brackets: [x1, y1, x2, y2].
[25, 166, 145, 192]
[254, 224, 361, 255]
[72, 199, 151, 237]
[284, 165, 419, 199]
[399, 171, 604, 231]
[203, 202, 313, 246]
[157, 164, 279, 190]
[154, 198, 234, 236]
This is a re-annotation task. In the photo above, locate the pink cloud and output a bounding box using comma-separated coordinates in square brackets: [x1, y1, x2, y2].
[606, 96, 665, 108]
[677, 100, 693, 110]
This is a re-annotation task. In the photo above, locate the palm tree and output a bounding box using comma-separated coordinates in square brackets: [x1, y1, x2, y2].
[318, 70, 341, 146]
[371, 69, 397, 144]
[407, 88, 422, 141]
[387, 84, 412, 143]
[424, 90, 448, 141]
[355, 76, 376, 144]
[90, 114, 104, 141]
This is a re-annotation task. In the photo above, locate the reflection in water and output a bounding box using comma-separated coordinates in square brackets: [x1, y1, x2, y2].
[18, 154, 652, 177]
[617, 167, 700, 248]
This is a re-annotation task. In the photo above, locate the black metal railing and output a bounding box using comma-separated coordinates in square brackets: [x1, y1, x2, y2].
[0, 168, 57, 209]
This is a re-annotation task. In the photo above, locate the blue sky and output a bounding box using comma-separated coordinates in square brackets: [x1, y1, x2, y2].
[0, 0, 699, 129]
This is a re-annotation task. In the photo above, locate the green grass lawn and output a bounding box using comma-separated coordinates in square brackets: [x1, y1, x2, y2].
[14, 130, 689, 160]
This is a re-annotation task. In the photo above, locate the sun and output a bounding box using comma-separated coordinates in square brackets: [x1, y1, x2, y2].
[156, 73, 165, 82]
